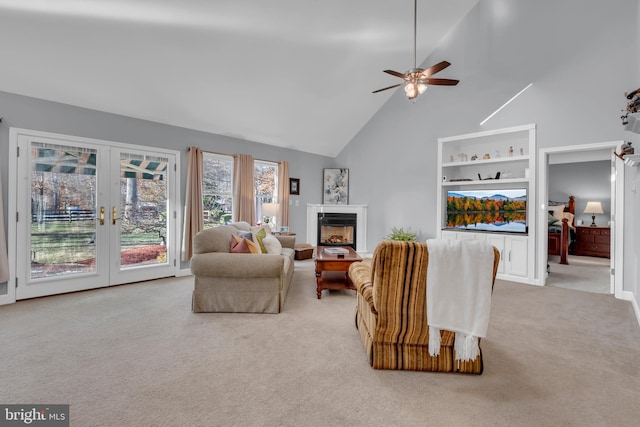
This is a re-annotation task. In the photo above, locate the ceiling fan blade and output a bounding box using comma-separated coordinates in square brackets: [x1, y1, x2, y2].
[372, 83, 402, 94]
[421, 61, 451, 78]
[383, 69, 409, 79]
[421, 78, 459, 86]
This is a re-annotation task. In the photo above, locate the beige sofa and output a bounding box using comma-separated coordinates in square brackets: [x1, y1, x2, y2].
[190, 222, 295, 313]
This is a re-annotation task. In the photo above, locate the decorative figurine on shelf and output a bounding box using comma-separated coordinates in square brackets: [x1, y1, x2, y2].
[622, 88, 640, 125]
[450, 154, 454, 162]
[495, 150, 501, 158]
[614, 141, 635, 160]
[508, 146, 514, 157]
[622, 141, 634, 155]
[477, 172, 501, 180]
[471, 154, 478, 161]
[520, 148, 524, 156]
[483, 153, 491, 160]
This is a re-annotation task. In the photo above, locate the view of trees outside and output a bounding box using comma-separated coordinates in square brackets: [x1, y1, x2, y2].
[202, 154, 278, 227]
[202, 154, 233, 228]
[120, 171, 168, 250]
[30, 144, 169, 278]
[255, 160, 278, 223]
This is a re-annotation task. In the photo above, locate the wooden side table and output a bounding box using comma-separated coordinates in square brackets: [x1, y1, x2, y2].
[575, 226, 610, 258]
[314, 246, 361, 299]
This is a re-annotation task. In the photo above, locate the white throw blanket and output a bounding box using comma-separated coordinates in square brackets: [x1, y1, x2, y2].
[426, 238, 494, 362]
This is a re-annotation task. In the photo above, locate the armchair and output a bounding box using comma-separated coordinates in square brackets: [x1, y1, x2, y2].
[348, 240, 500, 374]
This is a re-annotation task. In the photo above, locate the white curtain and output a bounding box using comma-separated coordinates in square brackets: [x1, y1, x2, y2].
[0, 166, 9, 283]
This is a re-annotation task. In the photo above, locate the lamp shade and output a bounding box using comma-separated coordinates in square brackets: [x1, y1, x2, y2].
[583, 201, 604, 214]
[262, 203, 279, 217]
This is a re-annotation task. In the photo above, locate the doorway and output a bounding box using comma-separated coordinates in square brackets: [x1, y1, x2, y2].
[7, 129, 180, 301]
[538, 141, 624, 296]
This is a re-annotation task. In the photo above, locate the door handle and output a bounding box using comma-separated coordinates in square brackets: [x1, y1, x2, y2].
[99, 206, 105, 225]
[112, 206, 119, 225]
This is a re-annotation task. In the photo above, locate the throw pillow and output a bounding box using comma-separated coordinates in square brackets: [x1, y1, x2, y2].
[253, 227, 268, 253]
[548, 205, 565, 221]
[548, 212, 559, 226]
[237, 231, 253, 241]
[262, 235, 282, 255]
[251, 225, 272, 235]
[230, 235, 259, 254]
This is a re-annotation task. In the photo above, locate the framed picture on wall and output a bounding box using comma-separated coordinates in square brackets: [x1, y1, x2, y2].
[289, 178, 300, 195]
[322, 168, 349, 205]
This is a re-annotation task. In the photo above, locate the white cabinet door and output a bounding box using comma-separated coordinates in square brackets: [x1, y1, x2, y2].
[485, 234, 505, 274]
[440, 230, 458, 240]
[458, 232, 481, 240]
[505, 235, 528, 277]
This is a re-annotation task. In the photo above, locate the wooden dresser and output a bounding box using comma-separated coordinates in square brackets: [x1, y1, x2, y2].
[575, 226, 610, 258]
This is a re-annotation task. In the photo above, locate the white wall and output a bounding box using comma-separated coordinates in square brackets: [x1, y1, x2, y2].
[337, 0, 638, 301]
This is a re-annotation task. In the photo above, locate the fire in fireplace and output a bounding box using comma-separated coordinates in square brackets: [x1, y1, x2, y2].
[317, 213, 357, 249]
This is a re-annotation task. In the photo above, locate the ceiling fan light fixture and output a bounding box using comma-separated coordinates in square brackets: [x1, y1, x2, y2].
[372, 0, 459, 100]
[404, 83, 418, 99]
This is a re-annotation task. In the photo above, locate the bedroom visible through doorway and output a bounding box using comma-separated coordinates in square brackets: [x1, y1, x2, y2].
[538, 141, 624, 296]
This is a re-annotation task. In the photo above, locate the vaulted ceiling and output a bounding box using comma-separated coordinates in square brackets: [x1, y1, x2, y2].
[0, 0, 478, 157]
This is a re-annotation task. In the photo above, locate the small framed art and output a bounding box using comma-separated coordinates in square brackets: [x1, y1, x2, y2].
[289, 178, 300, 195]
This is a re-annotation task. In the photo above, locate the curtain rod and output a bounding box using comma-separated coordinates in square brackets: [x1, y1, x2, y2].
[188, 146, 279, 165]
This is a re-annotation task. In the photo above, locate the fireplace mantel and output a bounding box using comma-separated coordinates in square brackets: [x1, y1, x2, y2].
[307, 204, 367, 253]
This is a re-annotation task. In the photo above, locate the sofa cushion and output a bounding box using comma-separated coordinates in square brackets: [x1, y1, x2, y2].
[231, 221, 252, 232]
[230, 235, 259, 254]
[262, 235, 282, 255]
[193, 225, 237, 254]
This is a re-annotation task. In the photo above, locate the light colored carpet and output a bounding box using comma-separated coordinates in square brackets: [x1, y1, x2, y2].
[547, 255, 611, 294]
[1, 260, 639, 427]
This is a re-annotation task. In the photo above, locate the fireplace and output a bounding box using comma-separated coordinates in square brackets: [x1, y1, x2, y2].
[307, 204, 367, 253]
[317, 213, 356, 250]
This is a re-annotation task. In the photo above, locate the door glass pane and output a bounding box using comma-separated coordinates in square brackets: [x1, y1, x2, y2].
[30, 142, 97, 279]
[119, 153, 168, 269]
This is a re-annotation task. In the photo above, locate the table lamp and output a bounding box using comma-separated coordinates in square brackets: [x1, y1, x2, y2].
[262, 203, 279, 231]
[583, 201, 604, 227]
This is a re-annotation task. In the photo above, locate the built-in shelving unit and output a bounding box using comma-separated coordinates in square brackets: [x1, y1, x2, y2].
[436, 124, 537, 285]
[623, 154, 640, 167]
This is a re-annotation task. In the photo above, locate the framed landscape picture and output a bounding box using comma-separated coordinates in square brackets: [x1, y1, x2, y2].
[322, 168, 349, 205]
[289, 178, 300, 195]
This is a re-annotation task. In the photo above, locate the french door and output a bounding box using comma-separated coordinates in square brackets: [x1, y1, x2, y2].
[9, 129, 179, 300]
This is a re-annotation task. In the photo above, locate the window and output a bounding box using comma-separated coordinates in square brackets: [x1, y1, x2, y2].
[202, 153, 233, 228]
[255, 160, 278, 224]
[201, 154, 278, 227]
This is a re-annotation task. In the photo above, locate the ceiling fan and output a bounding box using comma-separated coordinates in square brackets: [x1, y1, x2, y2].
[373, 0, 459, 100]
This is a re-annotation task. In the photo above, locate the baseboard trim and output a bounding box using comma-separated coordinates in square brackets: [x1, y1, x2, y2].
[621, 290, 640, 327]
[176, 268, 193, 277]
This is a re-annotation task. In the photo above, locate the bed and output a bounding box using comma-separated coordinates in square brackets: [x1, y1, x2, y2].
[547, 195, 575, 265]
